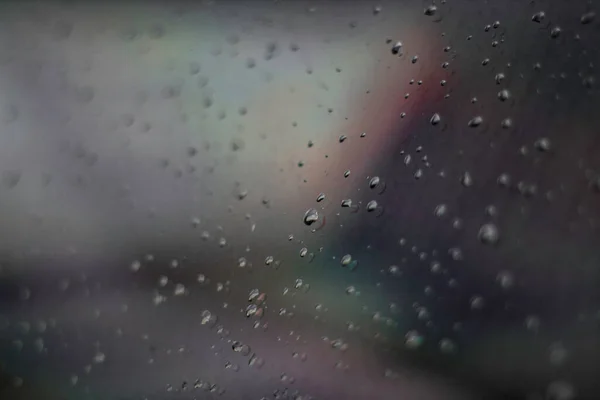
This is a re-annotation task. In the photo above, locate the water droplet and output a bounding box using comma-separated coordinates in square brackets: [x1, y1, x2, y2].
[468, 116, 483, 127]
[2, 170, 21, 188]
[424, 5, 437, 16]
[299, 248, 308, 257]
[369, 176, 381, 188]
[581, 11, 596, 24]
[339, 135, 347, 143]
[497, 89, 510, 101]
[232, 341, 251, 356]
[460, 172, 474, 187]
[550, 26, 561, 38]
[525, 315, 541, 331]
[434, 204, 448, 217]
[303, 208, 319, 226]
[174, 284, 186, 296]
[343, 170, 351, 178]
[470, 296, 485, 310]
[201, 310, 217, 327]
[345, 286, 358, 295]
[316, 193, 326, 202]
[549, 342, 569, 366]
[439, 338, 456, 353]
[129, 260, 141, 272]
[341, 199, 353, 208]
[248, 354, 264, 368]
[341, 254, 353, 266]
[496, 271, 514, 289]
[93, 352, 106, 364]
[547, 381, 575, 400]
[405, 331, 424, 349]
[391, 41, 403, 55]
[535, 138, 551, 152]
[501, 117, 513, 129]
[532, 11, 545, 23]
[430, 113, 441, 125]
[478, 223, 499, 245]
[366, 200, 378, 212]
[265, 256, 274, 266]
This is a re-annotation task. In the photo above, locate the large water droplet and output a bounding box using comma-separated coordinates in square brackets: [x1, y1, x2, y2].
[303, 208, 319, 226]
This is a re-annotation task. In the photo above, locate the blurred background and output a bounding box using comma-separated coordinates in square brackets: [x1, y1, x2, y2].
[0, 1, 599, 399]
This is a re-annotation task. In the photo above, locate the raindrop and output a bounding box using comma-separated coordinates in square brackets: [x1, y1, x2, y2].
[341, 254, 352, 266]
[405, 331, 424, 349]
[391, 41, 403, 55]
[439, 338, 456, 353]
[535, 138, 551, 152]
[434, 204, 448, 217]
[316, 193, 326, 202]
[550, 26, 561, 38]
[470, 296, 485, 310]
[497, 89, 510, 101]
[232, 341, 251, 356]
[531, 11, 545, 23]
[93, 352, 106, 364]
[581, 12, 596, 24]
[430, 113, 441, 125]
[501, 118, 513, 129]
[478, 223, 499, 245]
[468, 116, 483, 127]
[201, 310, 217, 327]
[248, 354, 264, 368]
[496, 271, 515, 289]
[424, 5, 437, 16]
[303, 208, 319, 226]
[460, 171, 474, 187]
[388, 265, 401, 276]
[366, 200, 378, 212]
[547, 381, 575, 400]
[525, 315, 541, 331]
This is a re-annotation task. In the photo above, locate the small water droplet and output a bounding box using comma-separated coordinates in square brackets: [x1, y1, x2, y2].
[460, 172, 474, 187]
[366, 200, 378, 212]
[434, 204, 448, 217]
[405, 330, 424, 349]
[303, 208, 319, 226]
[341, 254, 353, 266]
[478, 223, 499, 245]
[424, 5, 437, 16]
[468, 116, 483, 127]
[497, 89, 510, 101]
[470, 296, 485, 310]
[532, 11, 545, 23]
[581, 11, 596, 24]
[391, 41, 403, 55]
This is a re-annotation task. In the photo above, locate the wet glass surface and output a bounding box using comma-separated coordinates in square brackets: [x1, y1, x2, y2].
[0, 1, 599, 399]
